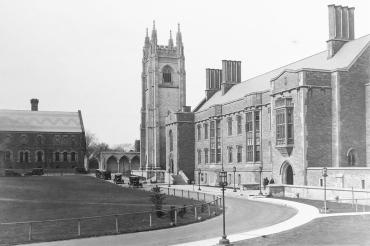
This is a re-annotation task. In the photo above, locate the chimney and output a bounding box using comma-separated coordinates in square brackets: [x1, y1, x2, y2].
[205, 68, 222, 100]
[327, 5, 355, 58]
[221, 60, 241, 95]
[30, 98, 39, 111]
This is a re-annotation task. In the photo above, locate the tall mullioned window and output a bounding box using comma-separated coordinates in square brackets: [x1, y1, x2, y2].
[204, 123, 208, 139]
[237, 115, 242, 134]
[237, 145, 242, 163]
[255, 111, 261, 162]
[169, 130, 173, 151]
[227, 117, 233, 136]
[204, 148, 209, 164]
[275, 97, 294, 146]
[210, 121, 216, 163]
[246, 112, 253, 162]
[162, 65, 172, 83]
[228, 146, 233, 163]
[197, 149, 202, 164]
[197, 124, 201, 141]
[216, 120, 221, 163]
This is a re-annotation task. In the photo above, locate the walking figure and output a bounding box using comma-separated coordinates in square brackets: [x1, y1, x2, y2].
[263, 177, 269, 190]
[270, 177, 275, 184]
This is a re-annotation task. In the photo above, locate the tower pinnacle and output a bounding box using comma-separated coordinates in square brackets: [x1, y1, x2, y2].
[151, 20, 157, 45]
[168, 30, 174, 48]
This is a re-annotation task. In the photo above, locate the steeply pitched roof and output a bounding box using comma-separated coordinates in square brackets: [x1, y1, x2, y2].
[0, 110, 84, 133]
[197, 34, 370, 111]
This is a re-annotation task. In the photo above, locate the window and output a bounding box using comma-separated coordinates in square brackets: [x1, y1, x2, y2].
[63, 152, 68, 162]
[204, 148, 209, 164]
[347, 149, 356, 166]
[237, 115, 242, 134]
[36, 135, 43, 145]
[227, 117, 233, 136]
[36, 151, 43, 162]
[71, 152, 76, 162]
[24, 151, 29, 163]
[169, 130, 173, 151]
[197, 124, 201, 141]
[210, 121, 215, 138]
[216, 120, 221, 163]
[246, 112, 253, 162]
[362, 180, 365, 189]
[55, 152, 60, 162]
[55, 135, 61, 145]
[19, 151, 24, 163]
[255, 111, 261, 162]
[204, 123, 208, 139]
[20, 135, 28, 144]
[62, 136, 68, 145]
[228, 147, 233, 163]
[162, 65, 172, 83]
[238, 174, 241, 185]
[210, 120, 216, 163]
[197, 149, 202, 164]
[320, 178, 323, 187]
[237, 146, 242, 163]
[4, 151, 12, 161]
[275, 98, 294, 146]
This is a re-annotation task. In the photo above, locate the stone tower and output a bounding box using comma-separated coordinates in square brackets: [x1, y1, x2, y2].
[140, 22, 186, 170]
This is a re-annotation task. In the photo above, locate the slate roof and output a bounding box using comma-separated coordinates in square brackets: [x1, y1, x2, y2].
[0, 109, 84, 133]
[197, 34, 370, 111]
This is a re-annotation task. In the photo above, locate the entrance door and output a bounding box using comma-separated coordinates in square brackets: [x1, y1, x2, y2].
[282, 163, 294, 185]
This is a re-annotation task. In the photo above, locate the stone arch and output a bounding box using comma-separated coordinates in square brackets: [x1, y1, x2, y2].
[131, 155, 140, 170]
[106, 156, 118, 172]
[280, 161, 294, 185]
[119, 155, 130, 174]
[346, 148, 357, 166]
[88, 157, 99, 170]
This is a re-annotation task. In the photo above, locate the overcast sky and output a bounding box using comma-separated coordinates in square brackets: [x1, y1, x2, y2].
[0, 0, 369, 146]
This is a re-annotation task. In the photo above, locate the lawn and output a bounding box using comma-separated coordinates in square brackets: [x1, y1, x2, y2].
[235, 215, 370, 245]
[0, 175, 216, 244]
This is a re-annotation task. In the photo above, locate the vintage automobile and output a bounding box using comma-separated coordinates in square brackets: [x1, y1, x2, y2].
[113, 174, 124, 184]
[128, 175, 143, 188]
[95, 169, 111, 180]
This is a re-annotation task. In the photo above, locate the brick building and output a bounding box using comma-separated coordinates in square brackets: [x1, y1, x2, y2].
[165, 5, 370, 189]
[0, 99, 86, 173]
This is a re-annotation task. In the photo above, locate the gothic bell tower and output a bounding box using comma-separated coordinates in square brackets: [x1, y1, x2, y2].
[140, 22, 186, 170]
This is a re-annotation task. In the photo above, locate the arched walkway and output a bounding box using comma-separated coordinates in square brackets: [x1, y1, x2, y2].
[106, 156, 118, 173]
[131, 156, 140, 170]
[88, 158, 99, 170]
[119, 156, 130, 174]
[281, 162, 294, 185]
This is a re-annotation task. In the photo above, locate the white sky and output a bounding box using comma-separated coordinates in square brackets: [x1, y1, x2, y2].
[0, 0, 369, 146]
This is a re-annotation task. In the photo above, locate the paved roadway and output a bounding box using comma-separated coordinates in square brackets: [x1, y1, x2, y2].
[29, 193, 296, 246]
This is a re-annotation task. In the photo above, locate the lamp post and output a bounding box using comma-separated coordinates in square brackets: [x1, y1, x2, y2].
[233, 167, 237, 192]
[198, 168, 202, 191]
[258, 165, 263, 196]
[168, 168, 171, 187]
[218, 170, 230, 245]
[322, 167, 328, 214]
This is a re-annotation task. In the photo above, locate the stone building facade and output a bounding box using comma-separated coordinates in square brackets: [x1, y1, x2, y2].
[0, 99, 86, 172]
[140, 22, 186, 171]
[165, 5, 370, 189]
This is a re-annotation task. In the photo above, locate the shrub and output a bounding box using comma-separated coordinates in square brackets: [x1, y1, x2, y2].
[150, 186, 166, 218]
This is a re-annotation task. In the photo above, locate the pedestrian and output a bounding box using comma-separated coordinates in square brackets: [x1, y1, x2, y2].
[263, 177, 269, 190]
[270, 177, 275, 184]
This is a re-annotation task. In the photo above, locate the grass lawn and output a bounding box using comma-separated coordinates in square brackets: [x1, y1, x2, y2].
[0, 175, 216, 244]
[235, 215, 370, 245]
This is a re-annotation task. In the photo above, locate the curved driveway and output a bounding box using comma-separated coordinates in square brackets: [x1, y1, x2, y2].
[29, 197, 296, 246]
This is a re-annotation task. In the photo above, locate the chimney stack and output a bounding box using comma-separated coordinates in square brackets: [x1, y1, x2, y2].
[205, 68, 222, 100]
[327, 5, 355, 58]
[30, 98, 39, 111]
[221, 60, 241, 95]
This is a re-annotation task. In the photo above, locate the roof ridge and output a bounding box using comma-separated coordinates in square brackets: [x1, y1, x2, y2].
[0, 109, 78, 114]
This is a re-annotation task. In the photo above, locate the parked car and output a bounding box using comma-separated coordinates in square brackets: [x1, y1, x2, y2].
[95, 169, 111, 180]
[129, 175, 143, 188]
[113, 174, 124, 184]
[4, 169, 22, 177]
[31, 168, 44, 175]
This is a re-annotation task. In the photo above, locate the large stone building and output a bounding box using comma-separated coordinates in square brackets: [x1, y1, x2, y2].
[140, 22, 186, 171]
[0, 99, 86, 173]
[166, 5, 370, 189]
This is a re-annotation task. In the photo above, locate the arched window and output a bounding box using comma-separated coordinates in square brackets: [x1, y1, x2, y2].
[347, 149, 356, 166]
[4, 150, 12, 161]
[24, 151, 29, 163]
[71, 152, 76, 162]
[36, 135, 43, 145]
[162, 65, 172, 83]
[169, 130, 173, 151]
[19, 151, 24, 162]
[36, 151, 43, 162]
[63, 152, 68, 162]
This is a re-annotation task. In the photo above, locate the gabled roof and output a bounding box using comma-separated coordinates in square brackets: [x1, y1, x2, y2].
[0, 109, 84, 133]
[197, 34, 370, 112]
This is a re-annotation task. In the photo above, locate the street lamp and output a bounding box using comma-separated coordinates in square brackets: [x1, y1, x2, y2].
[198, 168, 202, 191]
[322, 167, 328, 214]
[233, 167, 237, 192]
[168, 168, 171, 187]
[258, 165, 263, 196]
[218, 170, 230, 245]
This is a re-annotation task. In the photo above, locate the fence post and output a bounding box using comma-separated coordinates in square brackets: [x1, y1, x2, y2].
[174, 209, 177, 225]
[355, 199, 358, 212]
[115, 216, 119, 233]
[351, 187, 354, 208]
[77, 219, 81, 236]
[28, 223, 32, 241]
[194, 206, 197, 221]
[149, 213, 152, 227]
[208, 204, 211, 217]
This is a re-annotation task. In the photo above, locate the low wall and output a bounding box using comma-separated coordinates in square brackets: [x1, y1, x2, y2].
[307, 167, 370, 190]
[269, 184, 370, 205]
